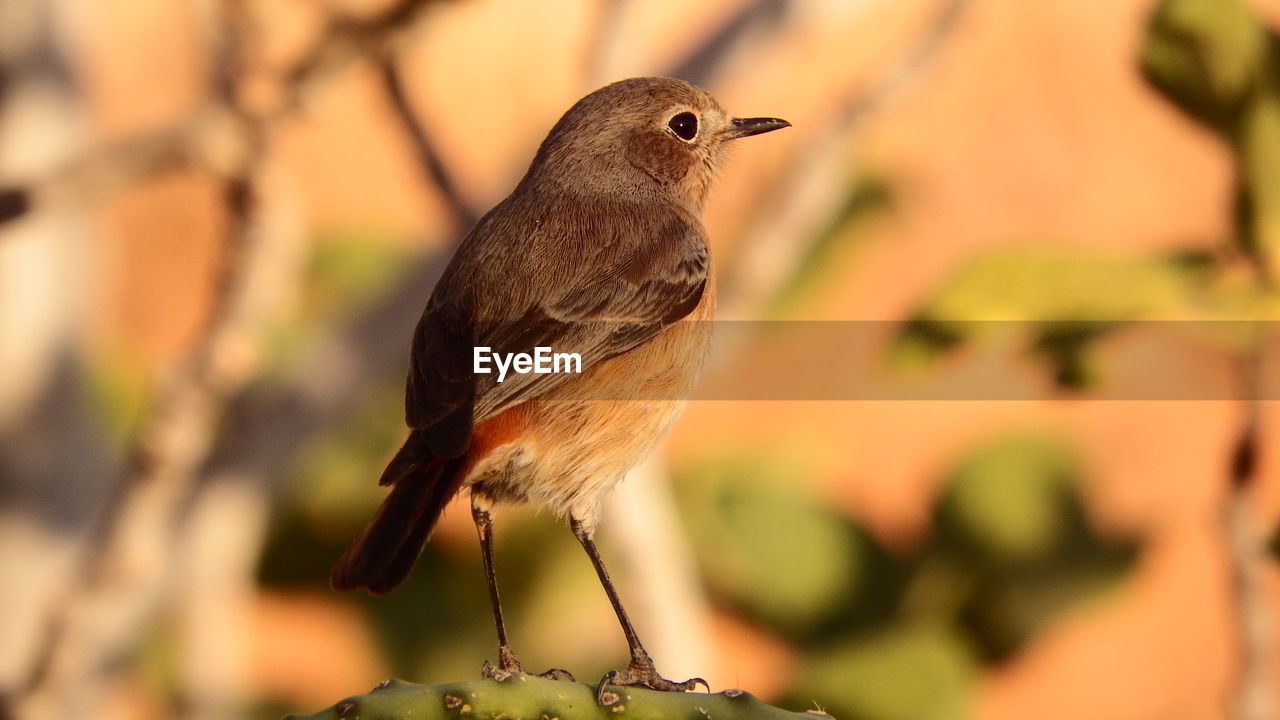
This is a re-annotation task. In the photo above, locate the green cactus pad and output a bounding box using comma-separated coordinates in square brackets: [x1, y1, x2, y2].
[285, 675, 832, 720]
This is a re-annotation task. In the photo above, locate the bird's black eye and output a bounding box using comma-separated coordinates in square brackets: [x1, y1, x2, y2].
[668, 112, 698, 141]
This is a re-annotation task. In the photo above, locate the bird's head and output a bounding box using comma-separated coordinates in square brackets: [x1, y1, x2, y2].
[526, 77, 790, 211]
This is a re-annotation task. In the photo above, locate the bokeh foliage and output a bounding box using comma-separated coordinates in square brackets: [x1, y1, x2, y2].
[675, 437, 1135, 720]
[1141, 0, 1280, 275]
[894, 0, 1280, 396]
[272, 1, 1280, 718]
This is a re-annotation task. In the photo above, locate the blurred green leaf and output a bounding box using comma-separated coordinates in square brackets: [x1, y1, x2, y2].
[888, 248, 1231, 389]
[930, 434, 1138, 662]
[957, 555, 1133, 664]
[1239, 93, 1280, 277]
[288, 383, 406, 535]
[305, 233, 412, 319]
[906, 248, 1200, 322]
[890, 318, 968, 371]
[1027, 322, 1114, 389]
[675, 455, 866, 635]
[1269, 519, 1280, 561]
[257, 383, 406, 589]
[935, 435, 1078, 569]
[1140, 0, 1268, 135]
[788, 622, 976, 720]
[78, 351, 149, 445]
[256, 233, 413, 382]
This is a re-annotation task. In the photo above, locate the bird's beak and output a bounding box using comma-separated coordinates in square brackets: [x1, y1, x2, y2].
[728, 117, 791, 139]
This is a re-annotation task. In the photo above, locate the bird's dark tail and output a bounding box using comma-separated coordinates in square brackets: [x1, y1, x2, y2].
[331, 432, 467, 594]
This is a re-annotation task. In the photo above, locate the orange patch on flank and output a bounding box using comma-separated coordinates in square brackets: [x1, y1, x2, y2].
[460, 403, 533, 480]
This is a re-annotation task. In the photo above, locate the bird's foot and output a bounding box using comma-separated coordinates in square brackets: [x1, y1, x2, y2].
[481, 645, 524, 682]
[537, 667, 576, 681]
[595, 654, 707, 705]
[481, 648, 574, 683]
[480, 659, 518, 682]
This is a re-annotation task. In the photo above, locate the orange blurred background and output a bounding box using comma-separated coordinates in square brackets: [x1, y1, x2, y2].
[3, 1, 1280, 719]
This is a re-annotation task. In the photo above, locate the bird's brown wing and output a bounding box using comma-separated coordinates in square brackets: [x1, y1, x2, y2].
[402, 195, 708, 460]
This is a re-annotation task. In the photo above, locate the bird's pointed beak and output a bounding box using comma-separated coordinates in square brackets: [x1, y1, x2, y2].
[728, 116, 791, 139]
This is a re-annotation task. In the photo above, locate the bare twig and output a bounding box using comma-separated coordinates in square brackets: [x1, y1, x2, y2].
[1227, 218, 1275, 720]
[666, 0, 795, 88]
[16, 5, 279, 716]
[375, 56, 480, 228]
[1226, 367, 1273, 720]
[0, 106, 247, 228]
[19, 144, 269, 720]
[168, 18, 479, 720]
[200, 8, 485, 540]
[282, 0, 441, 112]
[830, 0, 967, 126]
[716, 0, 969, 315]
[0, 0, 444, 231]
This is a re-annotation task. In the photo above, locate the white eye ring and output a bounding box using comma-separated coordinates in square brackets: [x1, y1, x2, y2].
[667, 111, 698, 142]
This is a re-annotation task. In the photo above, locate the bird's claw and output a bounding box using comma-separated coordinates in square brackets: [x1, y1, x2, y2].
[481, 659, 518, 682]
[538, 667, 576, 682]
[595, 655, 707, 705]
[481, 645, 524, 682]
[482, 657, 574, 683]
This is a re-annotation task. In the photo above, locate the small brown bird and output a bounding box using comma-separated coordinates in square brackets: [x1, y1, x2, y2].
[332, 76, 789, 699]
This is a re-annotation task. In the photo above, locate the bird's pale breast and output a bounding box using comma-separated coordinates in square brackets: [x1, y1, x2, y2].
[462, 274, 715, 523]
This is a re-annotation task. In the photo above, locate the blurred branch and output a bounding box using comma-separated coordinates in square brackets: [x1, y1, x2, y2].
[171, 5, 470, 718]
[0, 186, 31, 224]
[176, 478, 273, 720]
[197, 2, 480, 541]
[282, 0, 442, 112]
[15, 7, 290, 718]
[718, 0, 969, 314]
[18, 142, 272, 719]
[0, 0, 448, 230]
[375, 56, 480, 228]
[1227, 350, 1273, 720]
[201, 249, 446, 507]
[832, 0, 967, 125]
[198, 5, 484, 558]
[586, 0, 797, 90]
[0, 106, 248, 227]
[171, 68, 311, 720]
[1141, 2, 1280, 718]
[666, 0, 795, 88]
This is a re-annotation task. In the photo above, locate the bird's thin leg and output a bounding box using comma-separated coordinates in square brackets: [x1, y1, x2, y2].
[569, 514, 706, 704]
[472, 494, 521, 678]
[472, 492, 574, 683]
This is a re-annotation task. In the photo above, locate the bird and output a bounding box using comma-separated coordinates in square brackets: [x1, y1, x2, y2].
[331, 76, 790, 701]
